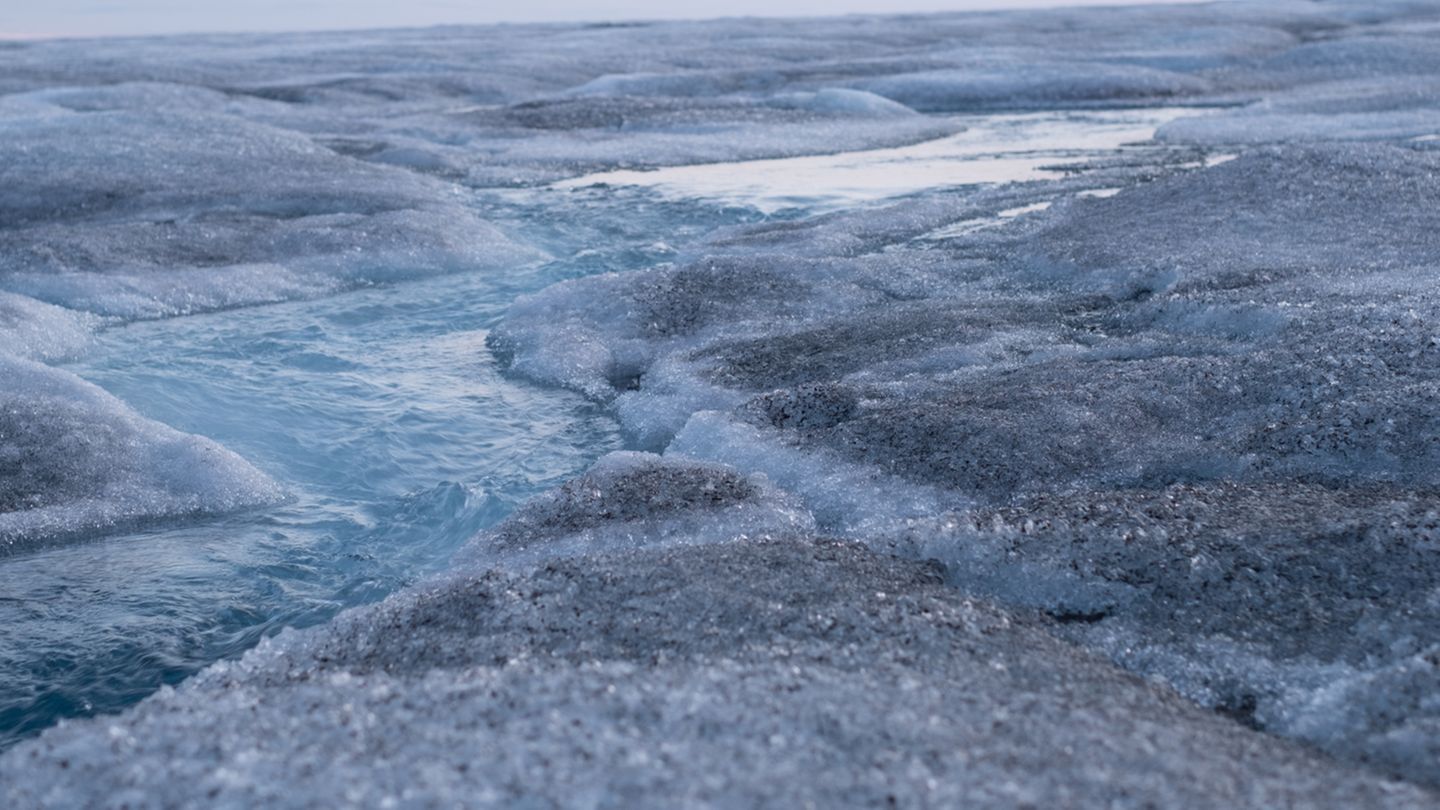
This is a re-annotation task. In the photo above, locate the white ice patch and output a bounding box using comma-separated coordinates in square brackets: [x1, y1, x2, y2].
[0, 292, 93, 362]
[774, 88, 920, 118]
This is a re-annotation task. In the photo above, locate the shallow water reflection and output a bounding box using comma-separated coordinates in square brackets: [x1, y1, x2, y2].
[557, 108, 1198, 213]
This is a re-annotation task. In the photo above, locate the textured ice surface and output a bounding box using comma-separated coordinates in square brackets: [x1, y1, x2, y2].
[0, 355, 283, 554]
[3, 459, 1432, 807]
[886, 483, 1440, 780]
[462, 451, 814, 566]
[852, 62, 1210, 112]
[556, 108, 1191, 214]
[494, 85, 1440, 787]
[9, 0, 1440, 800]
[0, 106, 545, 319]
[1158, 78, 1440, 144]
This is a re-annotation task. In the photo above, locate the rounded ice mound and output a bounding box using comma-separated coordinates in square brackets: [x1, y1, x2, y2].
[488, 254, 882, 403]
[853, 62, 1209, 112]
[18, 81, 236, 114]
[0, 110, 393, 226]
[0, 108, 545, 319]
[1022, 143, 1440, 297]
[2, 538, 1431, 808]
[769, 88, 918, 118]
[1255, 35, 1440, 84]
[563, 69, 788, 99]
[0, 355, 284, 553]
[0, 292, 93, 363]
[486, 270, 651, 401]
[1157, 77, 1440, 146]
[459, 451, 815, 567]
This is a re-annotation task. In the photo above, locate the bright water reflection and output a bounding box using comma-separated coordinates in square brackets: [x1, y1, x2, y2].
[557, 108, 1197, 213]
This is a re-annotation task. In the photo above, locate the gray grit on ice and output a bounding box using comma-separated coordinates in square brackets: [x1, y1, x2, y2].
[0, 354, 285, 555]
[8, 0, 1440, 801]
[2, 456, 1432, 809]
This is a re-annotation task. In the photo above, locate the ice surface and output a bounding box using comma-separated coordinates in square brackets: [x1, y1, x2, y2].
[0, 292, 93, 362]
[494, 133, 1440, 783]
[0, 355, 284, 554]
[3, 468, 1431, 806]
[1158, 78, 1440, 144]
[556, 108, 1191, 214]
[9, 0, 1440, 799]
[852, 62, 1210, 112]
[1024, 143, 1440, 294]
[0, 0, 1367, 192]
[0, 106, 546, 319]
[938, 483, 1440, 784]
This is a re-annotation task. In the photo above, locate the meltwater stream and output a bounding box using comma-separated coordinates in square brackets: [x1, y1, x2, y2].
[0, 273, 619, 747]
[0, 107, 1193, 749]
[0, 187, 758, 747]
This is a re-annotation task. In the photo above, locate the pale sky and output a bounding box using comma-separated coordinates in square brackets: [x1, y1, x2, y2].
[4, 0, 1218, 39]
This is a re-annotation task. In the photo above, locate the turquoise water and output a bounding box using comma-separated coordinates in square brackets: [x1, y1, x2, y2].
[0, 188, 761, 748]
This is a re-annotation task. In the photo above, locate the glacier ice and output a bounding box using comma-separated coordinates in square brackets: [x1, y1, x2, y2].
[0, 291, 93, 363]
[490, 93, 1440, 789]
[1158, 78, 1440, 144]
[457, 450, 815, 566]
[0, 354, 284, 554]
[7, 0, 1440, 801]
[851, 62, 1210, 112]
[2, 457, 1431, 807]
[0, 106, 546, 319]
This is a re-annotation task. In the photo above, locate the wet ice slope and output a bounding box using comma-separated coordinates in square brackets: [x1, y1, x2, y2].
[500, 148, 1440, 779]
[6, 0, 1440, 804]
[0, 261, 631, 749]
[492, 5, 1440, 791]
